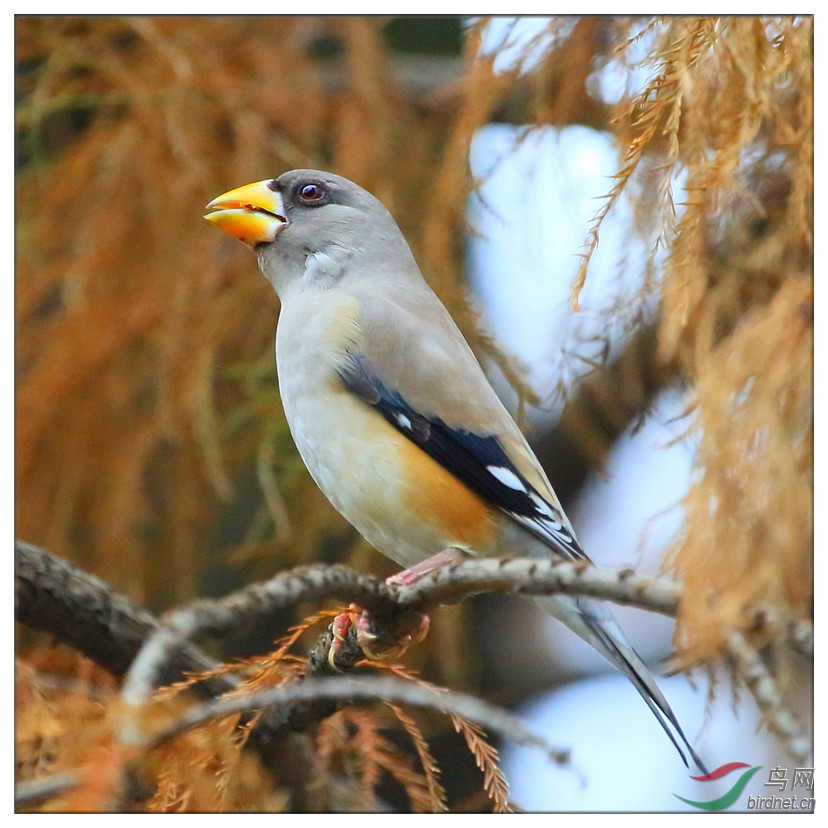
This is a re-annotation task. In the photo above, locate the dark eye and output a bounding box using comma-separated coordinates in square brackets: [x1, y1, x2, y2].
[298, 182, 327, 203]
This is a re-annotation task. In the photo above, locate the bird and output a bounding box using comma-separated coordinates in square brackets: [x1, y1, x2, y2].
[205, 169, 707, 773]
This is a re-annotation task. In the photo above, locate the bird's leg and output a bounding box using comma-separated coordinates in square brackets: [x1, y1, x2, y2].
[328, 548, 468, 670]
[386, 547, 470, 586]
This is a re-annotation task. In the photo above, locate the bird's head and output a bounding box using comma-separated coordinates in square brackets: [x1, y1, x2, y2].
[205, 169, 411, 295]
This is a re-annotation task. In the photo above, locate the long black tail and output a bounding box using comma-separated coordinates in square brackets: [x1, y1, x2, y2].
[579, 603, 709, 776]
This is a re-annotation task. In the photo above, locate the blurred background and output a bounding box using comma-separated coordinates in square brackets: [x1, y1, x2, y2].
[15, 16, 813, 811]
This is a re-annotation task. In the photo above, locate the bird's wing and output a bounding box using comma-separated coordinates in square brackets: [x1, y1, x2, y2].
[336, 285, 589, 563]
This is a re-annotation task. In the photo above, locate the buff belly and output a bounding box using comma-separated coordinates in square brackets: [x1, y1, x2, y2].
[275, 285, 500, 568]
[284, 382, 498, 568]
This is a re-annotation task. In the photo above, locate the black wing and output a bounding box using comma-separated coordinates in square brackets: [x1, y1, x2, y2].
[337, 352, 587, 561]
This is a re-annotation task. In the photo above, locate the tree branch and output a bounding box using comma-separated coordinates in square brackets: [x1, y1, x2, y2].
[14, 540, 315, 799]
[395, 557, 681, 615]
[15, 773, 78, 809]
[726, 630, 811, 765]
[119, 556, 687, 724]
[16, 539, 223, 694]
[18, 674, 572, 810]
[150, 674, 570, 765]
[16, 539, 812, 774]
[16, 539, 162, 678]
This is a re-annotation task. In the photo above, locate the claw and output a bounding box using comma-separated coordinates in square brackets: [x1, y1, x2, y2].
[354, 610, 430, 660]
[326, 548, 455, 669]
[328, 605, 360, 671]
[327, 605, 430, 668]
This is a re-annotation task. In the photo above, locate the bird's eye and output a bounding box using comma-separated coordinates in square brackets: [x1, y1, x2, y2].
[298, 182, 327, 203]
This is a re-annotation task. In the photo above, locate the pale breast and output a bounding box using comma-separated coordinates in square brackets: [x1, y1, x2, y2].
[274, 287, 498, 568]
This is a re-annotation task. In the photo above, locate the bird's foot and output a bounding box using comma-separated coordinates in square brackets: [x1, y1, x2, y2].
[328, 603, 430, 670]
[327, 549, 468, 670]
[386, 547, 469, 586]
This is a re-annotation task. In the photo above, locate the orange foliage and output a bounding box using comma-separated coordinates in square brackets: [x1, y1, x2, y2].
[16, 15, 813, 811]
[17, 610, 510, 813]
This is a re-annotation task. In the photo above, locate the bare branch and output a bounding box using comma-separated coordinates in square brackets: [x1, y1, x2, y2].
[21, 674, 571, 809]
[743, 606, 814, 661]
[17, 539, 812, 769]
[15, 773, 78, 809]
[788, 618, 814, 660]
[15, 540, 322, 788]
[119, 565, 400, 715]
[149, 673, 570, 768]
[16, 540, 228, 694]
[119, 556, 685, 726]
[16, 539, 161, 678]
[394, 557, 681, 615]
[726, 630, 811, 765]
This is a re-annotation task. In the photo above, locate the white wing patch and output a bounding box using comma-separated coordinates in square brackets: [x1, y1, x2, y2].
[336, 349, 589, 561]
[486, 465, 527, 492]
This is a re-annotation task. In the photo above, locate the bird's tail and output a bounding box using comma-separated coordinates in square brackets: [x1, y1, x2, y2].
[537, 595, 709, 775]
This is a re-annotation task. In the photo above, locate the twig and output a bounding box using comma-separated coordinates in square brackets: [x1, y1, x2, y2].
[725, 630, 811, 765]
[393, 557, 682, 615]
[14, 541, 313, 788]
[744, 607, 813, 660]
[119, 555, 689, 743]
[15, 773, 78, 809]
[788, 618, 813, 659]
[15, 539, 224, 690]
[149, 673, 570, 768]
[16, 539, 163, 678]
[119, 565, 399, 718]
[19, 675, 570, 808]
[17, 540, 812, 767]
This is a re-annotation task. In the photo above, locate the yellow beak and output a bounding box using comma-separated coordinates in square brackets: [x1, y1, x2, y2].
[204, 180, 288, 247]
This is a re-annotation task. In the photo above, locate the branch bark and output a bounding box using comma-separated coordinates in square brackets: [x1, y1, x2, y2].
[150, 674, 570, 764]
[14, 540, 316, 803]
[15, 773, 78, 809]
[726, 630, 811, 766]
[119, 556, 688, 722]
[16, 540, 218, 691]
[16, 539, 813, 789]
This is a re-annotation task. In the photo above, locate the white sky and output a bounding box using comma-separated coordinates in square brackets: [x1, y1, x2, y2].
[502, 668, 796, 812]
[468, 123, 652, 406]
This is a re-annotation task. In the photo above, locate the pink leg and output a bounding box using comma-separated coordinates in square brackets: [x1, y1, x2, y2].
[386, 547, 470, 586]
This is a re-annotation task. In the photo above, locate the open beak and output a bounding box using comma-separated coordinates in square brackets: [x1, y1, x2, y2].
[204, 180, 288, 247]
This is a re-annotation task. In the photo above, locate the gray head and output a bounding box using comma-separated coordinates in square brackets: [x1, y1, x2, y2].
[205, 169, 417, 295]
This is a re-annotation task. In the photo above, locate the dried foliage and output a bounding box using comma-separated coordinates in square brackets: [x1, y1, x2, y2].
[16, 655, 117, 796]
[373, 662, 511, 812]
[383, 702, 448, 811]
[16, 13, 812, 812]
[651, 19, 812, 666]
[17, 612, 511, 813]
[15, 16, 465, 604]
[569, 17, 812, 664]
[312, 708, 438, 813]
[438, 15, 814, 669]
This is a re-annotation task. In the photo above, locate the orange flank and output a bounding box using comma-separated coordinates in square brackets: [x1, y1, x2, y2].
[394, 436, 497, 551]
